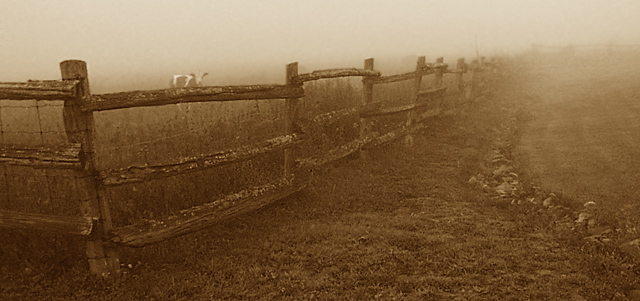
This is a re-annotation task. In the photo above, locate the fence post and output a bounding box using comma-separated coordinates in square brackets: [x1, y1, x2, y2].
[434, 57, 444, 88]
[456, 58, 465, 92]
[359, 58, 375, 160]
[465, 60, 477, 100]
[434, 57, 444, 108]
[284, 62, 300, 179]
[405, 56, 426, 148]
[60, 60, 120, 277]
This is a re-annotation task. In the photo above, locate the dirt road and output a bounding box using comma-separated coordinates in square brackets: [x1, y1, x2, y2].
[518, 54, 640, 210]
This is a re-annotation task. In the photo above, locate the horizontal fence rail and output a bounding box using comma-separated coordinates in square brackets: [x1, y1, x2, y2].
[0, 143, 82, 169]
[0, 80, 80, 100]
[293, 68, 381, 83]
[108, 177, 303, 247]
[99, 133, 304, 186]
[0, 211, 95, 236]
[84, 84, 305, 112]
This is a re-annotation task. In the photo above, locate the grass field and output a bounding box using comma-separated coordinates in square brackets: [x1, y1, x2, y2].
[2, 56, 640, 300]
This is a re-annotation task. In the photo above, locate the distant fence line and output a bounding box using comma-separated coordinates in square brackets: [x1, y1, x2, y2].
[0, 55, 496, 277]
[531, 42, 640, 55]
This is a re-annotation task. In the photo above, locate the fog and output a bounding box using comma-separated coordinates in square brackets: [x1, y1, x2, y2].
[2, 0, 638, 93]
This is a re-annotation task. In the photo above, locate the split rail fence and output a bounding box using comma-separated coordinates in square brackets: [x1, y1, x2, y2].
[531, 42, 640, 56]
[0, 56, 492, 277]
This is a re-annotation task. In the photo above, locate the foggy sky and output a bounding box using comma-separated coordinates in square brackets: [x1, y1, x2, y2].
[2, 0, 639, 93]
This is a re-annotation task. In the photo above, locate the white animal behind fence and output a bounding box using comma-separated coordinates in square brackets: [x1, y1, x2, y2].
[171, 72, 208, 88]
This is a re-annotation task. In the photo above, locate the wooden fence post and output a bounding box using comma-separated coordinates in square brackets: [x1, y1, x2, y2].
[359, 58, 375, 160]
[466, 60, 476, 100]
[60, 60, 120, 277]
[456, 58, 465, 91]
[405, 56, 426, 148]
[284, 62, 300, 179]
[434, 57, 444, 88]
[434, 57, 444, 108]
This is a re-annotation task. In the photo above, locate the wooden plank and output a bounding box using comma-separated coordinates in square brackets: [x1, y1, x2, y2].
[312, 106, 361, 126]
[361, 102, 424, 118]
[297, 133, 378, 168]
[364, 124, 427, 150]
[99, 133, 303, 186]
[0, 210, 94, 236]
[84, 85, 305, 112]
[109, 178, 305, 247]
[294, 68, 381, 83]
[446, 69, 465, 74]
[0, 80, 79, 100]
[418, 87, 447, 99]
[300, 123, 427, 168]
[364, 70, 422, 85]
[415, 108, 443, 123]
[0, 143, 82, 169]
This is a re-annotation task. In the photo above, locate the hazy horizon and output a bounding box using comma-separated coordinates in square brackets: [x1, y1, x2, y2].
[2, 0, 639, 93]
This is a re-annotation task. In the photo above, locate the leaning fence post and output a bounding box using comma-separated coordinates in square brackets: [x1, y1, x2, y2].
[60, 60, 120, 277]
[359, 58, 375, 160]
[405, 56, 426, 148]
[284, 62, 300, 179]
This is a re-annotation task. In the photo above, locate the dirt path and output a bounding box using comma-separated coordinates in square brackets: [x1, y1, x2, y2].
[518, 55, 640, 209]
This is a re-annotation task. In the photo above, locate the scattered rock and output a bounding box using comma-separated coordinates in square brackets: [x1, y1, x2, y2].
[618, 239, 640, 261]
[576, 212, 591, 224]
[493, 164, 511, 177]
[628, 289, 640, 301]
[542, 193, 555, 207]
[568, 293, 587, 301]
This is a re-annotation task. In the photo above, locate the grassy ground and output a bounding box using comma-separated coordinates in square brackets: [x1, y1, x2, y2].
[2, 60, 640, 300]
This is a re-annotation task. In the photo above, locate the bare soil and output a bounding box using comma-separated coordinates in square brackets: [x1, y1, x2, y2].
[2, 56, 640, 300]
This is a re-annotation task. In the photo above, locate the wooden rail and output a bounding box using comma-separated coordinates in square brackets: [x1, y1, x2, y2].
[99, 133, 303, 186]
[312, 107, 361, 126]
[297, 133, 379, 168]
[109, 178, 303, 247]
[294, 68, 381, 83]
[0, 144, 82, 169]
[84, 85, 305, 112]
[418, 87, 447, 98]
[0, 80, 80, 100]
[0, 210, 94, 236]
[364, 70, 423, 85]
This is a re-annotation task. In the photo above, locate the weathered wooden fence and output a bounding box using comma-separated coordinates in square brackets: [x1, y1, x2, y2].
[531, 43, 640, 56]
[0, 55, 491, 277]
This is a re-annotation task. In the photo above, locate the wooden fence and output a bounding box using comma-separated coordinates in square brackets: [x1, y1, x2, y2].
[532, 43, 640, 56]
[0, 56, 492, 277]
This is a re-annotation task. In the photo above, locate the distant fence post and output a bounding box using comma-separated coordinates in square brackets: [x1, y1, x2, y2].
[434, 57, 444, 108]
[405, 56, 426, 148]
[60, 60, 120, 278]
[284, 62, 300, 179]
[465, 60, 477, 100]
[359, 58, 375, 160]
[434, 57, 444, 88]
[456, 58, 465, 92]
